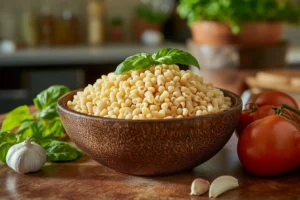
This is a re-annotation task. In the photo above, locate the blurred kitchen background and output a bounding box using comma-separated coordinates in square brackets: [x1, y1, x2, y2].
[0, 0, 300, 112]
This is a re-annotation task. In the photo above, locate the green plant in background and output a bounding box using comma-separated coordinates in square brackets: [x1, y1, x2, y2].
[135, 0, 175, 24]
[135, 5, 170, 24]
[177, 0, 300, 34]
[111, 17, 123, 26]
[0, 85, 83, 163]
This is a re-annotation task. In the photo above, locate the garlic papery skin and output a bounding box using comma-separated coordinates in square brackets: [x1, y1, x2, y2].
[190, 178, 210, 196]
[6, 137, 47, 173]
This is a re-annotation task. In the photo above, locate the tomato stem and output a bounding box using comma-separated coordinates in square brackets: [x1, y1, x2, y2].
[245, 103, 258, 112]
[279, 104, 300, 115]
[272, 107, 280, 115]
[281, 113, 292, 120]
[278, 104, 300, 130]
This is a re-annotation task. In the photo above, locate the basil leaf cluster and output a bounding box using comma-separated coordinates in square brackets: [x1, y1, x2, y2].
[0, 85, 83, 163]
[115, 48, 200, 75]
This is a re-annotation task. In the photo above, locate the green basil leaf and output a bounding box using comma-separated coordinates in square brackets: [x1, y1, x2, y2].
[39, 140, 83, 162]
[0, 143, 14, 163]
[1, 105, 33, 131]
[16, 120, 45, 142]
[44, 117, 65, 138]
[0, 131, 17, 162]
[35, 103, 58, 120]
[0, 131, 17, 142]
[114, 48, 201, 74]
[33, 98, 43, 111]
[152, 48, 200, 69]
[34, 85, 70, 111]
[115, 53, 156, 75]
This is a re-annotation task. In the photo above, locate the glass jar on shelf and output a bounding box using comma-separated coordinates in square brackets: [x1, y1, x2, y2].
[87, 0, 105, 46]
[40, 7, 55, 46]
[54, 9, 80, 46]
[20, 0, 41, 47]
[21, 11, 40, 47]
[110, 17, 124, 43]
[63, 10, 80, 45]
[0, 11, 17, 41]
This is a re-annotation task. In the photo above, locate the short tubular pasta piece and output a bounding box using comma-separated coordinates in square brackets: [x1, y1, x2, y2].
[67, 64, 232, 119]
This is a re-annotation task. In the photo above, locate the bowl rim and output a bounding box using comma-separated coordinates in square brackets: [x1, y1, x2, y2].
[58, 88, 242, 123]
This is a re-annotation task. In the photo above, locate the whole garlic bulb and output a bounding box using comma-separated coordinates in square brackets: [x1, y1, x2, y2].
[6, 137, 47, 173]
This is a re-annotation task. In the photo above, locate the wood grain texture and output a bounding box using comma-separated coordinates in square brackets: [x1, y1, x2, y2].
[0, 134, 299, 200]
[246, 69, 300, 93]
[1, 69, 300, 199]
[57, 90, 242, 176]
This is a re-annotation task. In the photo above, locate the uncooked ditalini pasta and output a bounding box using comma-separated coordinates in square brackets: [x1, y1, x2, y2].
[67, 64, 231, 119]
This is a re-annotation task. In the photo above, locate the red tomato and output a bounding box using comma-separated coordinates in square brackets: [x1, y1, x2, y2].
[246, 94, 258, 107]
[252, 105, 276, 120]
[247, 91, 298, 109]
[236, 105, 275, 136]
[285, 109, 300, 124]
[236, 110, 254, 136]
[237, 115, 300, 176]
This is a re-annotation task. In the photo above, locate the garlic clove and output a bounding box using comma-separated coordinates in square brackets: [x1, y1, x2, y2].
[190, 178, 210, 196]
[209, 175, 239, 198]
[6, 137, 46, 173]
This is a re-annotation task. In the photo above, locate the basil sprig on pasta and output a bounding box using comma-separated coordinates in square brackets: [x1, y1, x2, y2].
[115, 48, 200, 75]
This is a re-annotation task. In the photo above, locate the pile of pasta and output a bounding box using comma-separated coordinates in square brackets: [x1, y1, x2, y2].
[67, 65, 232, 119]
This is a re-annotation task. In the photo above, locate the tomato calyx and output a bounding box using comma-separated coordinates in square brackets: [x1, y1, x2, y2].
[244, 103, 258, 113]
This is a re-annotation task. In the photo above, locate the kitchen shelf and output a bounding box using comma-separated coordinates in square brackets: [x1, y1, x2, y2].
[1, 43, 299, 68]
[0, 43, 187, 67]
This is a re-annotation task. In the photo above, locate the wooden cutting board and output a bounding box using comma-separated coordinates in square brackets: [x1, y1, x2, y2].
[246, 69, 300, 93]
[246, 69, 300, 106]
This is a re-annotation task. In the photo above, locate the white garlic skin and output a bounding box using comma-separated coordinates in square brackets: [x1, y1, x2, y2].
[6, 138, 46, 173]
[190, 178, 210, 196]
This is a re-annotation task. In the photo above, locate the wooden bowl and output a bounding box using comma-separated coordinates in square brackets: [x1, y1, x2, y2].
[58, 89, 242, 176]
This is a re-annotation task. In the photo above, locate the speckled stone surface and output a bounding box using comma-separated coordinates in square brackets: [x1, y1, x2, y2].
[58, 89, 242, 175]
